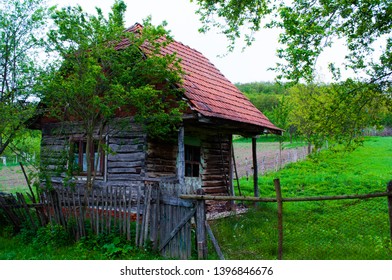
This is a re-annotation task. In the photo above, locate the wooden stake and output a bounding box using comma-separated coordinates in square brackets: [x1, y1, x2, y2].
[274, 178, 283, 260]
[206, 221, 225, 260]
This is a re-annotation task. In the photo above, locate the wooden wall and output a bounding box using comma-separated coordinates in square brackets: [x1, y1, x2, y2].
[40, 119, 232, 198]
[185, 126, 231, 196]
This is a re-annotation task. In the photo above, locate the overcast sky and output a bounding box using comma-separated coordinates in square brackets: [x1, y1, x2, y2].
[48, 0, 351, 84]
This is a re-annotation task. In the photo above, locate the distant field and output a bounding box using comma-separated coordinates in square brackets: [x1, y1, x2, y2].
[0, 165, 37, 194]
[232, 137, 308, 178]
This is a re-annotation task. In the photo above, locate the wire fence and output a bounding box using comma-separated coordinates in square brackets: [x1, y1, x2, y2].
[277, 197, 392, 259]
[184, 180, 392, 260]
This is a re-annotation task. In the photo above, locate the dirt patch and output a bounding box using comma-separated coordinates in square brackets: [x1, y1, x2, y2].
[233, 142, 309, 178]
[0, 165, 32, 192]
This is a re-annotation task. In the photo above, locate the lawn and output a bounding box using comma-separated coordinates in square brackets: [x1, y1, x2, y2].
[210, 136, 392, 260]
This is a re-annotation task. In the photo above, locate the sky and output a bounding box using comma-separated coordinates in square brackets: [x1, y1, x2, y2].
[48, 0, 351, 84]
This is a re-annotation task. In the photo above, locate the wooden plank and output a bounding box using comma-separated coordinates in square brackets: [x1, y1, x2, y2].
[159, 207, 196, 252]
[127, 186, 131, 241]
[136, 185, 141, 246]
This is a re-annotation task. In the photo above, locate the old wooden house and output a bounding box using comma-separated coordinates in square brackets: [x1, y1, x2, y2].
[32, 23, 282, 206]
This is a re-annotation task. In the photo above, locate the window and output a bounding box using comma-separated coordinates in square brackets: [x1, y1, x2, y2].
[71, 139, 104, 176]
[185, 145, 200, 177]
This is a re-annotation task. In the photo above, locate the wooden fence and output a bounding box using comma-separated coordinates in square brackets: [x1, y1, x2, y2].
[0, 180, 208, 260]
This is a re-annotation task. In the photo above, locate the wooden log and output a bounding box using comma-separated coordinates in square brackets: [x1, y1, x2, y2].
[19, 162, 36, 203]
[108, 152, 145, 162]
[205, 222, 225, 260]
[180, 191, 391, 202]
[274, 178, 283, 260]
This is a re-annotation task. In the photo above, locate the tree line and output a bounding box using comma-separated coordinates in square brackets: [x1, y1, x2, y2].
[237, 81, 392, 151]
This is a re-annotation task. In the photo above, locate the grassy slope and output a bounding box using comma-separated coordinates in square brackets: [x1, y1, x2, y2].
[211, 137, 392, 260]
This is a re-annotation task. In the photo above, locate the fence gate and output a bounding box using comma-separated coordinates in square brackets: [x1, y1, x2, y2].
[142, 180, 197, 260]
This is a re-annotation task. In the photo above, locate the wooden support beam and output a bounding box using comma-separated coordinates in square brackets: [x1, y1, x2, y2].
[177, 126, 185, 189]
[252, 137, 259, 198]
[196, 188, 207, 259]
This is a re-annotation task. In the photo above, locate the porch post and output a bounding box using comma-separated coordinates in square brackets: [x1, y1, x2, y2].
[252, 137, 259, 198]
[177, 126, 185, 190]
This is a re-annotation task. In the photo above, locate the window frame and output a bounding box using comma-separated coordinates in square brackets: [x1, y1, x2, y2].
[184, 144, 201, 178]
[70, 137, 105, 177]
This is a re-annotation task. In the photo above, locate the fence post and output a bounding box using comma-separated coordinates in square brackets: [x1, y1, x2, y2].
[387, 181, 392, 242]
[196, 188, 207, 259]
[274, 178, 283, 260]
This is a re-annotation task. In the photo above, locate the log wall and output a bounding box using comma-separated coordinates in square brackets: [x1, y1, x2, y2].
[40, 119, 232, 197]
[185, 126, 231, 195]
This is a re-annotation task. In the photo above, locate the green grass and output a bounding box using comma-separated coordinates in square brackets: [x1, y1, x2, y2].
[0, 224, 164, 260]
[211, 136, 392, 260]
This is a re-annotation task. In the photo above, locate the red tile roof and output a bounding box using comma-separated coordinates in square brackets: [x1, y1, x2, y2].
[125, 23, 282, 134]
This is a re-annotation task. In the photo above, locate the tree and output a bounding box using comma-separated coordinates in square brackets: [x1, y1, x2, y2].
[0, 0, 52, 156]
[39, 1, 184, 190]
[193, 0, 392, 148]
[193, 0, 392, 87]
[288, 81, 387, 151]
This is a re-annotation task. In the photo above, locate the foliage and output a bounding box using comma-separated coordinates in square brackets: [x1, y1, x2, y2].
[237, 81, 391, 150]
[193, 1, 392, 149]
[0, 0, 53, 156]
[39, 0, 184, 190]
[193, 0, 392, 86]
[235, 81, 287, 95]
[0, 223, 163, 260]
[288, 82, 389, 151]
